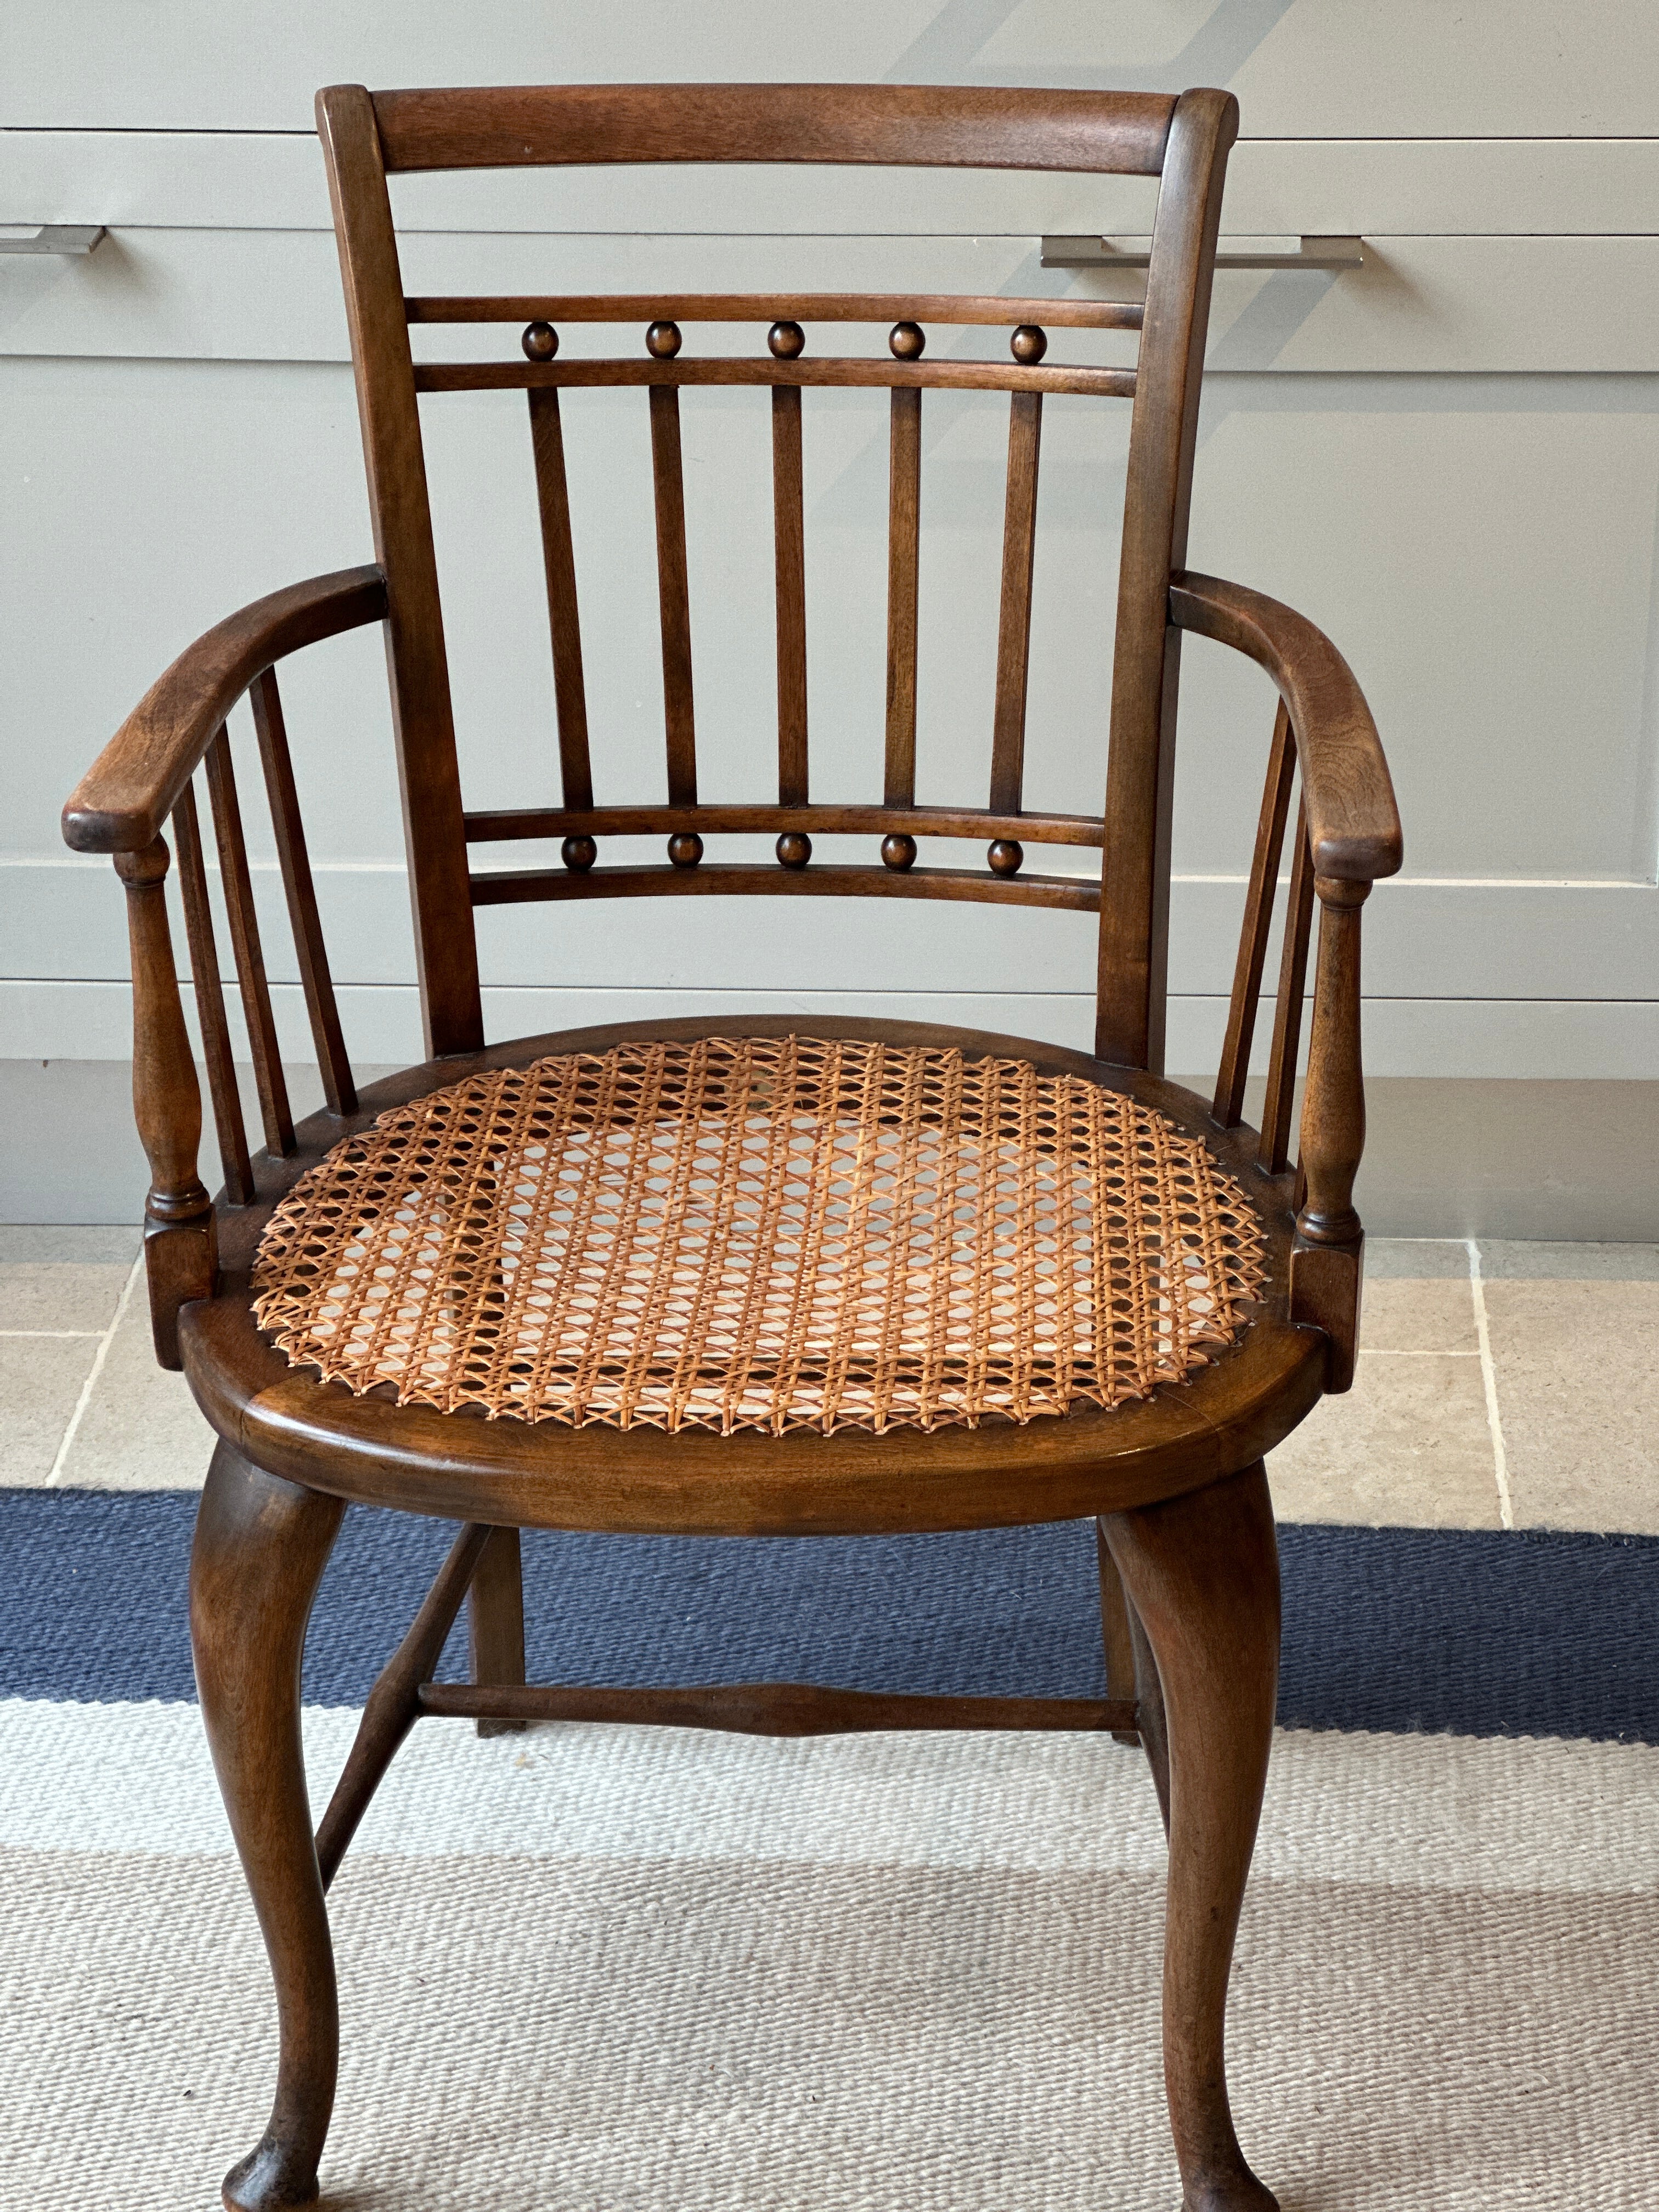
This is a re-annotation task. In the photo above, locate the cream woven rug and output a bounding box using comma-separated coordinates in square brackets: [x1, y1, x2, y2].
[3, 1705, 1657, 2209]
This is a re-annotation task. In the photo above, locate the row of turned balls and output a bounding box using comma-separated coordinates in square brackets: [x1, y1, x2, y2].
[521, 319, 1050, 364]
[559, 833, 1025, 876]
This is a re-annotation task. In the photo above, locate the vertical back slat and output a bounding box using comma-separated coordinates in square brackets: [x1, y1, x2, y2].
[251, 670, 358, 1117]
[172, 780, 254, 1206]
[988, 389, 1043, 813]
[204, 726, 296, 1159]
[1212, 701, 1296, 1128]
[1259, 796, 1316, 1175]
[884, 387, 922, 806]
[527, 387, 594, 812]
[1096, 89, 1238, 1070]
[772, 385, 809, 805]
[315, 83, 483, 1057]
[648, 383, 697, 804]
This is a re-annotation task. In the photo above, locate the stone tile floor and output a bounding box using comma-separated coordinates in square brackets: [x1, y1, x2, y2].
[2, 1228, 1654, 1530]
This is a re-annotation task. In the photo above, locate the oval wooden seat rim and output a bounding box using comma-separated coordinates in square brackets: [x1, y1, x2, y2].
[179, 1014, 1325, 1535]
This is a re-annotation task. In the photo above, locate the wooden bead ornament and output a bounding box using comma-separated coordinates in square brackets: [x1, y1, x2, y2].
[775, 831, 811, 869]
[881, 833, 917, 872]
[646, 319, 682, 359]
[667, 831, 703, 868]
[561, 836, 596, 873]
[1009, 324, 1048, 364]
[987, 839, 1024, 877]
[521, 321, 558, 362]
[768, 320, 805, 360]
[888, 321, 926, 360]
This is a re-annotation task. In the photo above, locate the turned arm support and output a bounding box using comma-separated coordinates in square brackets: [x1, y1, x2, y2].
[63, 567, 387, 1364]
[61, 566, 387, 854]
[1170, 572, 1404, 1391]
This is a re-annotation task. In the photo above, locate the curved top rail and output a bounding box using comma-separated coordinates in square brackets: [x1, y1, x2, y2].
[359, 82, 1178, 178]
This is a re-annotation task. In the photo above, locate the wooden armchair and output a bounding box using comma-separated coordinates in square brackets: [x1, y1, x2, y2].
[62, 82, 1400, 2212]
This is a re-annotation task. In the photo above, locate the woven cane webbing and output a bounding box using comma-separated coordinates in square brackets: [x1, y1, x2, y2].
[251, 1037, 1267, 1436]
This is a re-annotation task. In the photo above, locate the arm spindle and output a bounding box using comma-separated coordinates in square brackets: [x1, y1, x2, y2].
[114, 836, 217, 1365]
[173, 782, 255, 1206]
[1213, 702, 1295, 1128]
[1289, 877, 1369, 1390]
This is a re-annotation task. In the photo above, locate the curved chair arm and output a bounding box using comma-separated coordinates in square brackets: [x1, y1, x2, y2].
[62, 566, 388, 854]
[60, 563, 386, 1368]
[1169, 570, 1402, 885]
[1171, 570, 1403, 1392]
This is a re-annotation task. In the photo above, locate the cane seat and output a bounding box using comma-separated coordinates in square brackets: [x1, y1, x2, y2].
[250, 1034, 1268, 1441]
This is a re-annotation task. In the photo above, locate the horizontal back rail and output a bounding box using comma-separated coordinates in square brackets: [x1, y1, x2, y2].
[413, 357, 1135, 398]
[464, 803, 1105, 848]
[369, 83, 1178, 177]
[471, 861, 1099, 913]
[407, 293, 1145, 330]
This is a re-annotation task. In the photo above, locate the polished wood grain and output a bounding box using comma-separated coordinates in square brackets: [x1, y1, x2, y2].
[772, 385, 809, 805]
[1104, 1462, 1281, 2212]
[1096, 1520, 1144, 1750]
[465, 802, 1104, 847]
[171, 781, 254, 1207]
[413, 356, 1135, 399]
[204, 728, 295, 1160]
[371, 83, 1178, 177]
[1096, 90, 1238, 1074]
[114, 835, 216, 1367]
[419, 1680, 1139, 1736]
[469, 860, 1100, 911]
[989, 390, 1043, 812]
[315, 1520, 493, 1887]
[1212, 701, 1295, 1131]
[467, 1526, 528, 1741]
[191, 1444, 345, 2212]
[1259, 802, 1316, 1177]
[251, 671, 357, 1119]
[61, 567, 386, 854]
[527, 387, 595, 812]
[316, 84, 482, 1058]
[409, 291, 1146, 330]
[648, 382, 698, 806]
[1289, 878, 1370, 1391]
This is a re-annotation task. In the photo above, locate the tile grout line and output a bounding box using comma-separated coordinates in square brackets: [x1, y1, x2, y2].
[45, 1254, 143, 1488]
[1466, 1238, 1515, 1531]
[0, 1330, 108, 1340]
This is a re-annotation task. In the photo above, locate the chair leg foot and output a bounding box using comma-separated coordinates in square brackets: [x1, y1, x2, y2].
[191, 1442, 346, 2210]
[1103, 1462, 1281, 2212]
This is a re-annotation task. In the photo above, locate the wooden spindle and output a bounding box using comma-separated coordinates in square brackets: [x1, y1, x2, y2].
[204, 724, 296, 1158]
[251, 669, 357, 1117]
[527, 385, 595, 812]
[172, 781, 253, 1205]
[1212, 701, 1296, 1128]
[114, 835, 216, 1367]
[1257, 796, 1315, 1175]
[648, 377, 697, 805]
[771, 381, 809, 805]
[988, 387, 1043, 813]
[1290, 877, 1370, 1389]
[884, 382, 922, 807]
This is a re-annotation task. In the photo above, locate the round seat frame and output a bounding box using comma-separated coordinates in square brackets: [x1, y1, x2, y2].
[182, 1017, 1323, 1538]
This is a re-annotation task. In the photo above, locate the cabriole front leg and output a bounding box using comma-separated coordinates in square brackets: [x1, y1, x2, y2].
[191, 1442, 346, 2209]
[1103, 1462, 1281, 2212]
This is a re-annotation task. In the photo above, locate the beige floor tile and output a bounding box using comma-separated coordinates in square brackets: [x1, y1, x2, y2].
[0, 1226, 141, 1265]
[1482, 1278, 1659, 1532]
[1268, 1352, 1501, 1527]
[1359, 1277, 1479, 1353]
[0, 1260, 134, 1334]
[56, 1286, 217, 1491]
[0, 1336, 101, 1484]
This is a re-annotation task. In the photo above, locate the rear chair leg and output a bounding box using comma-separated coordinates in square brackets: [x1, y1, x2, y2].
[469, 1525, 528, 1737]
[191, 1442, 345, 2210]
[1103, 1462, 1282, 2212]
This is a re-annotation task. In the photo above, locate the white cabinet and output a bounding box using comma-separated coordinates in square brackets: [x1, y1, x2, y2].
[5, 5, 1657, 1220]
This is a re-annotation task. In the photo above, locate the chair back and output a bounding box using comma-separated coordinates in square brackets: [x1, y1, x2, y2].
[317, 82, 1240, 1068]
